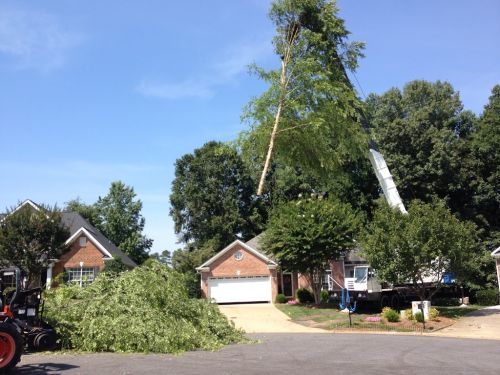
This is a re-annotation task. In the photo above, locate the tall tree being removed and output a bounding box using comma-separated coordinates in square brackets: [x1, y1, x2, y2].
[240, 0, 366, 195]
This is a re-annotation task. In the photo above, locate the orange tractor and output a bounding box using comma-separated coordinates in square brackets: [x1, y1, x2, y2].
[0, 267, 57, 371]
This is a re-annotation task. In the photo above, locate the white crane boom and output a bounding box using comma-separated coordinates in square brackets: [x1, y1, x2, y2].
[368, 148, 407, 214]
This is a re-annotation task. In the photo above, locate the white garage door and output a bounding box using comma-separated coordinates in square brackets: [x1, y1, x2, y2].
[208, 276, 271, 303]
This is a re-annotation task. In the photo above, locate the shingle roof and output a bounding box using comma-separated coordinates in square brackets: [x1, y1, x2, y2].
[61, 212, 137, 267]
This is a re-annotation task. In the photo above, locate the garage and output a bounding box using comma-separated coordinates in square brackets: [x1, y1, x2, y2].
[208, 276, 272, 303]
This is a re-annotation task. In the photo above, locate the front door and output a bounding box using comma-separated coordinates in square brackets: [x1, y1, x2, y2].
[282, 273, 293, 298]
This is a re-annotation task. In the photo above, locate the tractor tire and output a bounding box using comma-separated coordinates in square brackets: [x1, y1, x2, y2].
[0, 323, 22, 372]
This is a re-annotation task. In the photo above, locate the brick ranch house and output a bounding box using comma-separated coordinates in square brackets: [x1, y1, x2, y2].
[196, 234, 319, 304]
[1, 200, 136, 287]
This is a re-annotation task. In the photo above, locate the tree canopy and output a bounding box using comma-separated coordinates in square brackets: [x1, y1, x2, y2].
[361, 200, 478, 302]
[262, 196, 359, 303]
[170, 141, 264, 253]
[239, 0, 368, 194]
[66, 181, 153, 264]
[0, 203, 69, 286]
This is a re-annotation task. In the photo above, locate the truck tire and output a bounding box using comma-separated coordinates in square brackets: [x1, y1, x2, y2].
[0, 323, 23, 371]
[390, 294, 400, 310]
[380, 294, 390, 310]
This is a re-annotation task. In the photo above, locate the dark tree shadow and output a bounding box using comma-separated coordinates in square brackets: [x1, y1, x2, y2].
[9, 362, 79, 374]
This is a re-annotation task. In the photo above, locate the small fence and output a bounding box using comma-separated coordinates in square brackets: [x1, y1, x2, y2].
[329, 322, 425, 333]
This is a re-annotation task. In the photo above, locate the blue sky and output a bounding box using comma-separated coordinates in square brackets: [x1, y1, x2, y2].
[1, 0, 499, 254]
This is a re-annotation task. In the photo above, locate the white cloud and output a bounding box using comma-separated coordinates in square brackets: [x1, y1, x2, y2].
[0, 6, 83, 72]
[137, 39, 273, 100]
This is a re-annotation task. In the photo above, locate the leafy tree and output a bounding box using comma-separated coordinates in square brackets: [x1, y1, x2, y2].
[170, 141, 264, 253]
[239, 0, 367, 195]
[94, 182, 152, 264]
[361, 200, 478, 303]
[65, 198, 100, 227]
[0, 204, 69, 286]
[149, 250, 172, 267]
[365, 80, 476, 211]
[468, 85, 500, 246]
[262, 196, 359, 303]
[66, 182, 153, 265]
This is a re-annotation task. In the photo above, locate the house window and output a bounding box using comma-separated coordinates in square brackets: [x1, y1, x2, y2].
[79, 237, 87, 247]
[65, 267, 96, 285]
[234, 250, 243, 261]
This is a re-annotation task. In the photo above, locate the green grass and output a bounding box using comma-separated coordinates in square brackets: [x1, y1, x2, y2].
[276, 304, 373, 325]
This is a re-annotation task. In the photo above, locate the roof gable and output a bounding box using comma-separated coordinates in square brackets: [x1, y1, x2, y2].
[492, 246, 500, 257]
[196, 239, 277, 270]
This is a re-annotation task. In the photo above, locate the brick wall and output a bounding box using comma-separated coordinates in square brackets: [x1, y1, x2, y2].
[53, 235, 105, 277]
[200, 243, 277, 301]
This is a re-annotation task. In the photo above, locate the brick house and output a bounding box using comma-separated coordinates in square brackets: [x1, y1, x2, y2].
[196, 234, 313, 303]
[492, 247, 500, 292]
[1, 200, 136, 287]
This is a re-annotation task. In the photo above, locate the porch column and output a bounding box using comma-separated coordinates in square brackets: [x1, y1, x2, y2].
[46, 263, 54, 289]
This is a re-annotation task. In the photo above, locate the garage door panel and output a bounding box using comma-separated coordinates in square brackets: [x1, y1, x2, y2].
[208, 276, 271, 303]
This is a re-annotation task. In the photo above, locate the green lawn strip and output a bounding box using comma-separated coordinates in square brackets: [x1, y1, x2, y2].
[276, 304, 373, 325]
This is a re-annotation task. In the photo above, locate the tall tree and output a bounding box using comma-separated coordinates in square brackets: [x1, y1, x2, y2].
[94, 182, 152, 264]
[66, 182, 153, 265]
[239, 0, 367, 195]
[0, 204, 69, 286]
[365, 80, 475, 212]
[361, 200, 478, 303]
[262, 196, 359, 303]
[170, 141, 264, 254]
[468, 85, 500, 247]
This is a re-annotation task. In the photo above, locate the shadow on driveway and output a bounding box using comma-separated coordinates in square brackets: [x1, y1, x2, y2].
[11, 362, 79, 374]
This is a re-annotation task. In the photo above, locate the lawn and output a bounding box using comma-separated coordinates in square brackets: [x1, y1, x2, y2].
[276, 303, 482, 332]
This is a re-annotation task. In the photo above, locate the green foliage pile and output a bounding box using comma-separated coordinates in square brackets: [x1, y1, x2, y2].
[44, 261, 243, 353]
[381, 307, 400, 322]
[476, 289, 499, 306]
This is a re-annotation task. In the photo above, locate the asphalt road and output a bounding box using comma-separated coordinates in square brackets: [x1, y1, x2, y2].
[12, 333, 500, 375]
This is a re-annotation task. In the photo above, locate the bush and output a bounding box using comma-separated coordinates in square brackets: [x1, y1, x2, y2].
[296, 288, 314, 304]
[476, 289, 499, 306]
[275, 294, 287, 304]
[429, 307, 440, 321]
[381, 307, 400, 322]
[44, 260, 243, 353]
[414, 311, 425, 323]
[320, 290, 329, 304]
[404, 309, 414, 321]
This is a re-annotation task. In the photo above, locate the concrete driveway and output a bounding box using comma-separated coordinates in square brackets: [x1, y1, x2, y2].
[432, 305, 500, 340]
[218, 303, 326, 333]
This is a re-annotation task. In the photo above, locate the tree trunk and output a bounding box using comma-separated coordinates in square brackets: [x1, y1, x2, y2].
[257, 59, 288, 196]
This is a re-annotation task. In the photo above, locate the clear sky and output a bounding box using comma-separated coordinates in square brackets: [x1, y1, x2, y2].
[1, 0, 499, 254]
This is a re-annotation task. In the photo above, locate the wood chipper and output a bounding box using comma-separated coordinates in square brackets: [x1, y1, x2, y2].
[0, 267, 57, 371]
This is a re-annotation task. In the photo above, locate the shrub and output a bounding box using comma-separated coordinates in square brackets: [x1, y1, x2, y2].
[275, 294, 287, 304]
[381, 307, 400, 322]
[414, 311, 425, 323]
[476, 289, 499, 306]
[429, 307, 440, 321]
[296, 288, 314, 304]
[320, 289, 329, 304]
[404, 309, 414, 321]
[44, 261, 244, 353]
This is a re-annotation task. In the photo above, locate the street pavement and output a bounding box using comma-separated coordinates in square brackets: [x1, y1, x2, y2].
[14, 333, 500, 375]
